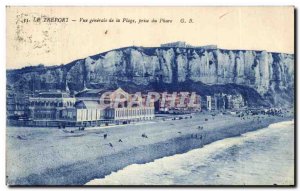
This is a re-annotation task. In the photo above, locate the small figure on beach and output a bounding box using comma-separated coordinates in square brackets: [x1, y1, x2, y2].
[17, 135, 26, 140]
[178, 131, 181, 134]
[109, 143, 113, 147]
[198, 126, 204, 130]
[118, 139, 122, 142]
[104, 134, 107, 139]
[142, 133, 148, 138]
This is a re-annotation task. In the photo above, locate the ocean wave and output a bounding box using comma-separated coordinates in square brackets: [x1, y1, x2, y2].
[86, 120, 294, 185]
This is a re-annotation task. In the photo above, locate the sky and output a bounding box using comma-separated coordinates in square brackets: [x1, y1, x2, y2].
[6, 6, 294, 69]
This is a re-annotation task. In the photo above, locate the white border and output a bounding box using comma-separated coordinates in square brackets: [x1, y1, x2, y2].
[1, 1, 298, 191]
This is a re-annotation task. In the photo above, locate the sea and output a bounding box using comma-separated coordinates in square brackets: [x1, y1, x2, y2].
[86, 120, 294, 186]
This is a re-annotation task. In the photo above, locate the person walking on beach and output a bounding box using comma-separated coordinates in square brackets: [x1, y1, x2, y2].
[198, 126, 203, 130]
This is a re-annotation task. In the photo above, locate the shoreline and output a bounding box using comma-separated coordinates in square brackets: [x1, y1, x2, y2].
[7, 114, 293, 185]
[87, 120, 294, 185]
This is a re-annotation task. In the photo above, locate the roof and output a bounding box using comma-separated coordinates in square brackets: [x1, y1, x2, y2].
[75, 100, 106, 109]
[38, 92, 72, 98]
[75, 88, 130, 98]
[75, 89, 107, 97]
[111, 88, 129, 97]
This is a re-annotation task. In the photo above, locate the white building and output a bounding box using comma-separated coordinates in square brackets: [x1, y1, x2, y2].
[29, 92, 76, 121]
[207, 96, 213, 111]
[105, 107, 155, 121]
[28, 88, 155, 127]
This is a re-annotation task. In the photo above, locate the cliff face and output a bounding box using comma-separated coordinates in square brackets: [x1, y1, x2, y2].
[7, 46, 294, 106]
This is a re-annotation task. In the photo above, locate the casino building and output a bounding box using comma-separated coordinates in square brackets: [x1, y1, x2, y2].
[28, 92, 76, 125]
[28, 88, 155, 127]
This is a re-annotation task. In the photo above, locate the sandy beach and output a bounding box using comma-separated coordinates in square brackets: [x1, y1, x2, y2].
[6, 112, 293, 185]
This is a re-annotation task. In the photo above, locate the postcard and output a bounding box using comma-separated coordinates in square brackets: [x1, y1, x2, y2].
[6, 6, 295, 186]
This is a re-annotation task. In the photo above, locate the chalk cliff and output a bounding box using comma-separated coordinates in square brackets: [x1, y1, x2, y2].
[7, 46, 294, 107]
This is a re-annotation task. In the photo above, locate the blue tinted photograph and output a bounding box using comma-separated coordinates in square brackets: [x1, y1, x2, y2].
[6, 6, 295, 186]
